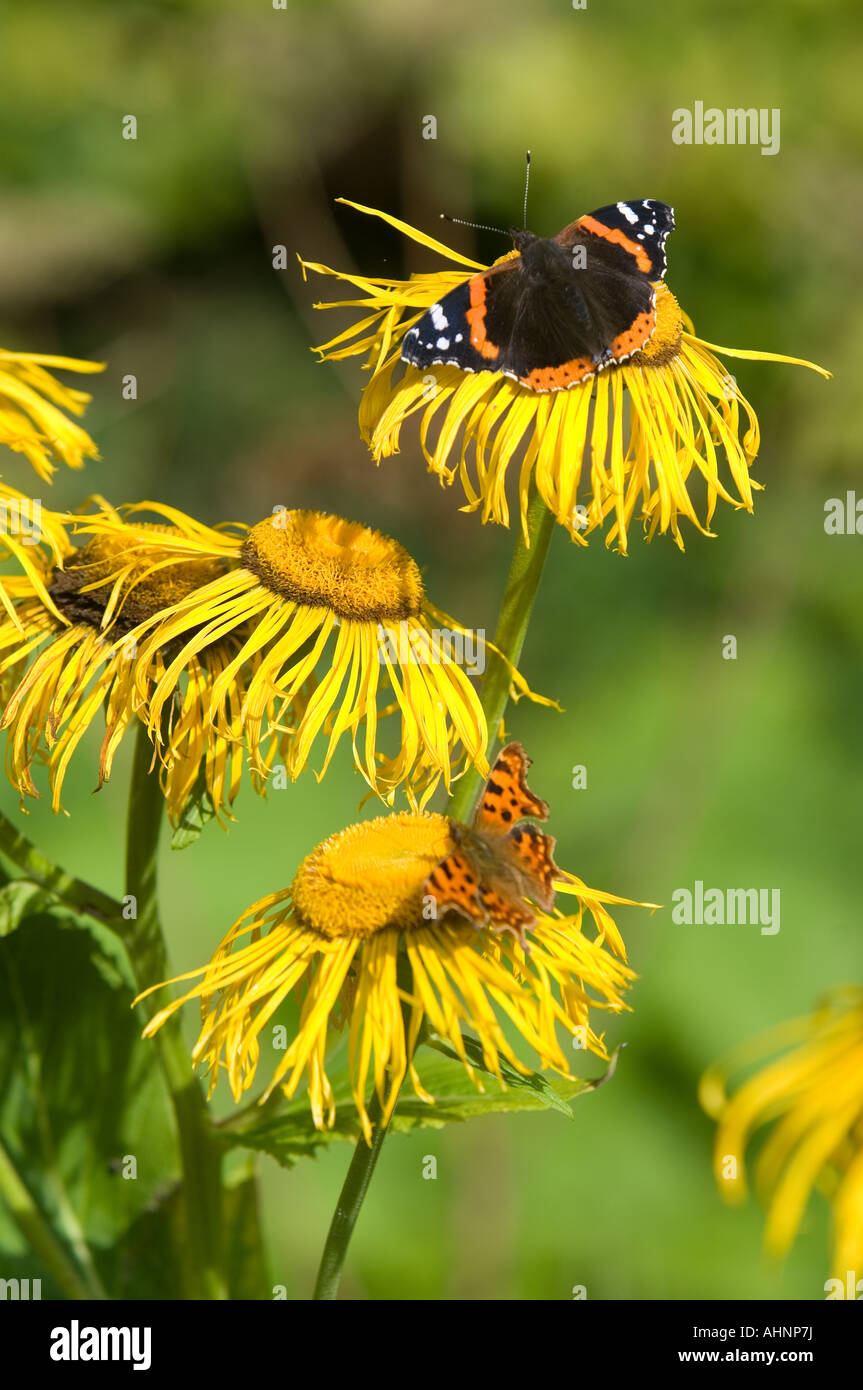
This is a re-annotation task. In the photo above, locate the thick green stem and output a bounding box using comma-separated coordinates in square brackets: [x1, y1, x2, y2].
[125, 722, 226, 1300]
[447, 486, 558, 822]
[312, 488, 557, 1299]
[0, 809, 121, 926]
[0, 1137, 101, 1301]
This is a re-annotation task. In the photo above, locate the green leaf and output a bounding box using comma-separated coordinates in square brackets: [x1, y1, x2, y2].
[96, 1182, 185, 1301]
[0, 907, 179, 1293]
[170, 776, 217, 850]
[223, 1152, 271, 1300]
[216, 1038, 625, 1169]
[422, 1032, 582, 1116]
[0, 880, 62, 937]
[0, 875, 134, 990]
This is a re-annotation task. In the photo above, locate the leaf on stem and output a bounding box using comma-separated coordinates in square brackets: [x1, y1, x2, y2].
[215, 1037, 625, 1169]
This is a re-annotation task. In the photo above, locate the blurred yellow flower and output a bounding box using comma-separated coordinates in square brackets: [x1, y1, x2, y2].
[303, 200, 829, 552]
[700, 988, 863, 1284]
[73, 502, 549, 808]
[137, 810, 642, 1141]
[0, 346, 104, 481]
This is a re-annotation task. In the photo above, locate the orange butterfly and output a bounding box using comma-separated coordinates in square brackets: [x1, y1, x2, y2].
[424, 742, 560, 948]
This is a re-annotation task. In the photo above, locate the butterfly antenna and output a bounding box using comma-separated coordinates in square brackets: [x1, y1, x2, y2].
[439, 212, 509, 238]
[523, 149, 531, 230]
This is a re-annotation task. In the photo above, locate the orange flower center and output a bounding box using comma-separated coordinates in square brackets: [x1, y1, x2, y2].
[241, 510, 425, 622]
[291, 812, 453, 939]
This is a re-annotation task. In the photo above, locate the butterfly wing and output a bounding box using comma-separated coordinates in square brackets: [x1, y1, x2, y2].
[401, 259, 522, 375]
[475, 741, 549, 832]
[507, 822, 560, 912]
[556, 200, 675, 282]
[423, 857, 536, 946]
[478, 885, 536, 949]
[527, 200, 675, 375]
[424, 849, 485, 925]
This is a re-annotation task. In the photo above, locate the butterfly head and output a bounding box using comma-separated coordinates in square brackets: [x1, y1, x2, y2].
[509, 227, 538, 255]
[447, 817, 467, 848]
[508, 228, 576, 287]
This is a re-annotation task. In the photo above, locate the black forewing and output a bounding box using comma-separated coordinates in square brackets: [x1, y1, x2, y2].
[400, 264, 520, 374]
[557, 200, 675, 281]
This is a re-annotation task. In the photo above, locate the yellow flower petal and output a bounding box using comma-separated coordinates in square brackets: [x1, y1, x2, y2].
[0, 347, 104, 481]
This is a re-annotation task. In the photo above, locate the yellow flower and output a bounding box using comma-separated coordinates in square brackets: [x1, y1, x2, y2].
[72, 502, 548, 807]
[302, 201, 830, 552]
[137, 810, 644, 1141]
[0, 346, 104, 481]
[700, 988, 863, 1282]
[0, 501, 260, 824]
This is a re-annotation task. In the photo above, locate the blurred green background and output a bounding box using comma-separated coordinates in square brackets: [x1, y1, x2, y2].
[1, 0, 860, 1299]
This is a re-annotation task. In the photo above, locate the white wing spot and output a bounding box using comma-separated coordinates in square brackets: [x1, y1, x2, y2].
[436, 337, 450, 350]
[431, 304, 449, 331]
[454, 333, 463, 343]
[644, 223, 655, 236]
[617, 201, 639, 225]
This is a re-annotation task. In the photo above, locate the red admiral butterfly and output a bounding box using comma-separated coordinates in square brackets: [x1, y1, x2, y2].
[402, 199, 675, 393]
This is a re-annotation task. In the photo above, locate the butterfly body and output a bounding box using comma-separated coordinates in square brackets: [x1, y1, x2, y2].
[424, 742, 560, 947]
[448, 818, 544, 905]
[402, 200, 675, 392]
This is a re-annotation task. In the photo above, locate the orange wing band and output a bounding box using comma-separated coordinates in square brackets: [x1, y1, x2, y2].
[466, 276, 501, 361]
[576, 215, 653, 274]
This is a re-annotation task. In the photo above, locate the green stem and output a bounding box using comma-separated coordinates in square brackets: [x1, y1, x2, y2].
[447, 486, 558, 822]
[0, 809, 122, 925]
[0, 1137, 100, 1301]
[124, 722, 226, 1300]
[311, 1092, 390, 1301]
[312, 487, 557, 1299]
